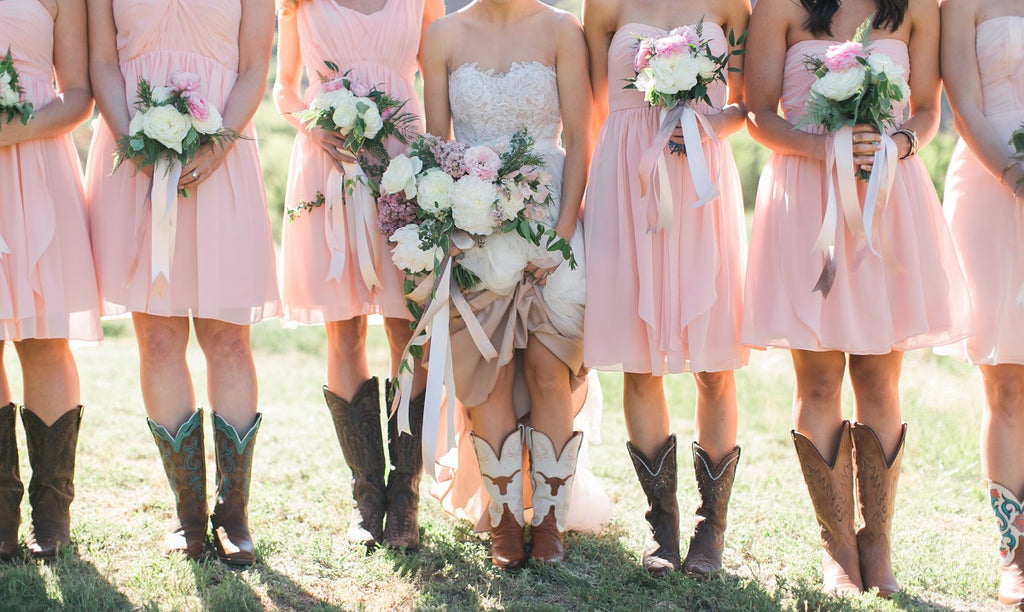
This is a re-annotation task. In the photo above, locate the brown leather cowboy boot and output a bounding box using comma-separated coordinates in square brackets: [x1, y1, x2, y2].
[0, 403, 22, 560]
[383, 379, 424, 549]
[524, 426, 583, 564]
[682, 442, 741, 579]
[470, 427, 526, 569]
[210, 412, 262, 566]
[22, 406, 82, 559]
[627, 435, 681, 575]
[988, 481, 1024, 606]
[792, 421, 863, 595]
[852, 422, 906, 597]
[148, 409, 208, 559]
[324, 379, 386, 546]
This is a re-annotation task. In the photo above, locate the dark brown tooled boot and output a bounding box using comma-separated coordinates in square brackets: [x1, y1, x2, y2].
[792, 421, 863, 596]
[22, 406, 82, 559]
[682, 443, 740, 579]
[988, 481, 1024, 607]
[852, 422, 906, 597]
[627, 435, 681, 575]
[383, 379, 424, 549]
[470, 428, 526, 569]
[0, 403, 22, 560]
[324, 379, 386, 546]
[210, 412, 261, 566]
[524, 426, 583, 564]
[148, 409, 208, 559]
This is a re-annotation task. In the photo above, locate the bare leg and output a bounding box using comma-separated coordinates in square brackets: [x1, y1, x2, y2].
[848, 351, 904, 458]
[981, 364, 1024, 495]
[14, 339, 79, 424]
[193, 318, 257, 432]
[623, 372, 671, 459]
[384, 316, 426, 396]
[467, 362, 518, 447]
[325, 317, 370, 402]
[693, 370, 738, 463]
[132, 313, 194, 429]
[522, 338, 573, 451]
[791, 349, 847, 455]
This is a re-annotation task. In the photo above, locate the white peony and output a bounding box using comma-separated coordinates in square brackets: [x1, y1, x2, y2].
[331, 96, 360, 135]
[151, 86, 174, 104]
[694, 54, 719, 80]
[866, 53, 906, 81]
[811, 66, 865, 101]
[310, 88, 350, 112]
[381, 154, 422, 199]
[452, 174, 499, 235]
[416, 169, 455, 214]
[0, 80, 18, 106]
[458, 230, 531, 294]
[649, 53, 700, 95]
[128, 110, 146, 135]
[141, 105, 192, 153]
[390, 224, 441, 274]
[191, 102, 223, 134]
[359, 100, 383, 139]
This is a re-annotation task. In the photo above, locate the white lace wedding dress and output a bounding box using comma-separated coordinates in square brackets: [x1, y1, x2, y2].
[429, 61, 611, 534]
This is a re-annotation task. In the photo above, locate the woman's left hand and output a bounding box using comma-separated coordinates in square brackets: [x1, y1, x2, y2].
[851, 123, 882, 173]
[525, 220, 575, 286]
[179, 140, 235, 190]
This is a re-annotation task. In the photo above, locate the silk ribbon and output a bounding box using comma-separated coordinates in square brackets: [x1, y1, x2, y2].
[149, 157, 181, 297]
[324, 161, 382, 293]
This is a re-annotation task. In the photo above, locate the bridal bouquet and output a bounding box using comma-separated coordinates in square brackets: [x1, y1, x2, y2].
[112, 72, 239, 184]
[378, 129, 574, 328]
[797, 16, 910, 180]
[0, 49, 33, 127]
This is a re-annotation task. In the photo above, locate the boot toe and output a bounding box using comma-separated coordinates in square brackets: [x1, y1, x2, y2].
[682, 554, 721, 580]
[213, 525, 255, 566]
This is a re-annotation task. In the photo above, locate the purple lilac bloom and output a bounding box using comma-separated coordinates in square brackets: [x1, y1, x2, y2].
[430, 139, 470, 179]
[377, 191, 419, 237]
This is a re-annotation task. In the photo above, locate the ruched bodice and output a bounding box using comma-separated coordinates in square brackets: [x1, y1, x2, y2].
[976, 17, 1024, 128]
[607, 22, 728, 114]
[0, 0, 57, 105]
[113, 0, 239, 69]
[449, 62, 562, 151]
[782, 38, 910, 133]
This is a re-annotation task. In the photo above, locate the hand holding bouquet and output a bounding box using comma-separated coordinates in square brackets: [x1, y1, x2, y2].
[0, 49, 33, 127]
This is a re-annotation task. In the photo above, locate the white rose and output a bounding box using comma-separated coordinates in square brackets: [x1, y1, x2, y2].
[141, 105, 192, 153]
[0, 81, 18, 107]
[360, 101, 383, 139]
[866, 53, 906, 81]
[452, 174, 499, 235]
[128, 110, 146, 135]
[811, 66, 865, 102]
[390, 224, 442, 274]
[634, 69, 655, 95]
[498, 185, 526, 221]
[151, 86, 174, 104]
[191, 103, 223, 135]
[416, 169, 455, 214]
[381, 154, 423, 199]
[0, 72, 10, 87]
[649, 54, 699, 95]
[694, 55, 719, 81]
[331, 96, 359, 135]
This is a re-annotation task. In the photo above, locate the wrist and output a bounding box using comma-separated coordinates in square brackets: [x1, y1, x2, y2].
[893, 128, 919, 159]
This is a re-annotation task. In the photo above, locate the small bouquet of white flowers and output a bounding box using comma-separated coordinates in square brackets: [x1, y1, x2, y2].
[0, 49, 33, 127]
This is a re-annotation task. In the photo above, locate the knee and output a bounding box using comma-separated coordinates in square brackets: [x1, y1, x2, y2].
[327, 319, 367, 357]
[624, 372, 662, 401]
[985, 369, 1024, 418]
[198, 326, 252, 366]
[796, 368, 844, 405]
[694, 371, 733, 402]
[137, 325, 188, 367]
[16, 339, 71, 367]
[524, 356, 568, 397]
[849, 361, 900, 404]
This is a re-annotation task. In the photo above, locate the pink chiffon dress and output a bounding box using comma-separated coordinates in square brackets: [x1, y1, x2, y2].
[84, 0, 279, 324]
[279, 0, 425, 324]
[741, 39, 971, 353]
[583, 22, 749, 374]
[0, 0, 101, 342]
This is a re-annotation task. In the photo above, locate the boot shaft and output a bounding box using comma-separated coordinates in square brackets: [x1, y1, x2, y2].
[791, 422, 858, 551]
[324, 380, 387, 500]
[21, 407, 82, 517]
[469, 427, 525, 528]
[691, 443, 741, 536]
[852, 422, 906, 543]
[523, 427, 582, 531]
[627, 436, 681, 574]
[148, 409, 208, 515]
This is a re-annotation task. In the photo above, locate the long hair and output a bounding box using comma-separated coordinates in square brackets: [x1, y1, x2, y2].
[799, 0, 908, 37]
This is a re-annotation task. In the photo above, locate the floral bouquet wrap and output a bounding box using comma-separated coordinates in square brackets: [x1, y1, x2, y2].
[378, 129, 574, 458]
[628, 21, 744, 231]
[0, 49, 32, 128]
[796, 15, 911, 296]
[113, 72, 240, 296]
[288, 62, 418, 291]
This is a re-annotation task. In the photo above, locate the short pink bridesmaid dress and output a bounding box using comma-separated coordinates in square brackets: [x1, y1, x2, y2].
[0, 0, 101, 342]
[84, 0, 280, 324]
[583, 22, 749, 374]
[941, 17, 1024, 365]
[741, 39, 970, 353]
[279, 0, 425, 324]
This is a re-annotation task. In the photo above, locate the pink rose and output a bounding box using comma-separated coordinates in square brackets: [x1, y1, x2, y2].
[654, 34, 693, 58]
[517, 164, 540, 181]
[323, 77, 347, 93]
[823, 41, 866, 72]
[634, 38, 655, 72]
[168, 71, 201, 93]
[183, 91, 209, 121]
[463, 146, 501, 182]
[666, 26, 698, 47]
[349, 80, 372, 97]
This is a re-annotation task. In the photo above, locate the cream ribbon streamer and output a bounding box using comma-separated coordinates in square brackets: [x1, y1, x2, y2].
[637, 103, 720, 232]
[393, 239, 497, 468]
[149, 157, 182, 297]
[324, 161, 383, 293]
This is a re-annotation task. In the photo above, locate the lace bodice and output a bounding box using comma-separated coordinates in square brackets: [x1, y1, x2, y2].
[448, 61, 562, 151]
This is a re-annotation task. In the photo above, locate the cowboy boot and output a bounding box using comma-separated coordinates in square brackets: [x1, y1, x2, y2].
[792, 421, 863, 595]
[852, 422, 906, 597]
[470, 427, 526, 569]
[210, 412, 261, 566]
[324, 379, 386, 545]
[148, 409, 208, 559]
[524, 426, 583, 564]
[22, 406, 82, 558]
[383, 378, 424, 549]
[627, 435, 681, 575]
[989, 481, 1024, 607]
[0, 403, 22, 560]
[682, 442, 741, 579]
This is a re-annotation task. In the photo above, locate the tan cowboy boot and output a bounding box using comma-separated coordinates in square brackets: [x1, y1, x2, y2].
[852, 422, 906, 597]
[470, 427, 526, 569]
[524, 426, 583, 564]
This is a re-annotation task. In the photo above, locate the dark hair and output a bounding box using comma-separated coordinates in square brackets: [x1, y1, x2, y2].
[799, 0, 908, 37]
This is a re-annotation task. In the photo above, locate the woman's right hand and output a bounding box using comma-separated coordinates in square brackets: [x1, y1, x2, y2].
[309, 127, 357, 170]
[851, 123, 882, 173]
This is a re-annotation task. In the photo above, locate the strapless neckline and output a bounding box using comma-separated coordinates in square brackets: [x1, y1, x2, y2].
[451, 60, 555, 80]
[612, 21, 726, 45]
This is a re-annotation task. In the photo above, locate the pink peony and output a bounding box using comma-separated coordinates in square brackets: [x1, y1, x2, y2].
[654, 33, 694, 58]
[667, 26, 698, 47]
[463, 145, 501, 182]
[323, 77, 347, 93]
[168, 71, 201, 93]
[349, 80, 372, 97]
[634, 38, 655, 72]
[183, 91, 209, 121]
[823, 41, 866, 72]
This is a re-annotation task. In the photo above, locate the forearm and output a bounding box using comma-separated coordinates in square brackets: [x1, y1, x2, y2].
[554, 139, 589, 234]
[272, 80, 306, 132]
[91, 61, 131, 136]
[3, 88, 92, 143]
[220, 68, 267, 135]
[747, 108, 827, 160]
[709, 103, 746, 140]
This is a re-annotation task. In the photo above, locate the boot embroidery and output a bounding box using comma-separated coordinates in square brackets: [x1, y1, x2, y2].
[991, 483, 1024, 565]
